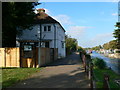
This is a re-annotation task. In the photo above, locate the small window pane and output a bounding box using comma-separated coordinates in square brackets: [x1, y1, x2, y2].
[44, 26, 47, 31]
[48, 26, 51, 31]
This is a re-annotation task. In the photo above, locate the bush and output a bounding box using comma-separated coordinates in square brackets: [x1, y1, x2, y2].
[92, 58, 106, 69]
[116, 51, 120, 53]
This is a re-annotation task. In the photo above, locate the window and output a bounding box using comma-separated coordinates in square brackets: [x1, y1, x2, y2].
[45, 42, 49, 48]
[61, 41, 64, 48]
[48, 26, 51, 31]
[43, 26, 51, 32]
[44, 26, 47, 31]
[24, 45, 32, 51]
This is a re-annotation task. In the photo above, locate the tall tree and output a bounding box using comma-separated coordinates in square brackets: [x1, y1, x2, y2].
[113, 22, 120, 49]
[65, 35, 78, 55]
[2, 2, 40, 47]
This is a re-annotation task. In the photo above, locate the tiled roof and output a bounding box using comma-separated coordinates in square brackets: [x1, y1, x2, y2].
[34, 9, 65, 32]
[34, 10, 58, 24]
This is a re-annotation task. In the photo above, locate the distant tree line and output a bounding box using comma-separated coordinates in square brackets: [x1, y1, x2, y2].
[90, 40, 117, 51]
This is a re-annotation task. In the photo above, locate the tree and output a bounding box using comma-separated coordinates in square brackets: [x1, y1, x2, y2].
[102, 40, 117, 50]
[2, 2, 40, 47]
[109, 40, 117, 49]
[92, 45, 102, 51]
[113, 22, 120, 49]
[103, 43, 109, 50]
[65, 35, 78, 55]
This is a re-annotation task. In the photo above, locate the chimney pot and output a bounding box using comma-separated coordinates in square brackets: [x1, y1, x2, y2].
[37, 8, 45, 13]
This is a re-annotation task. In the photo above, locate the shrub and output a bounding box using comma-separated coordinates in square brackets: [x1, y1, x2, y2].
[92, 58, 106, 69]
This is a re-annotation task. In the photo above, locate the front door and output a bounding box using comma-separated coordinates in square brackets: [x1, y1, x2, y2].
[45, 42, 49, 48]
[20, 42, 37, 67]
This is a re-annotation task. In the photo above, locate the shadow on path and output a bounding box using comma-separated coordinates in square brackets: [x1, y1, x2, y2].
[47, 52, 82, 66]
[9, 52, 90, 88]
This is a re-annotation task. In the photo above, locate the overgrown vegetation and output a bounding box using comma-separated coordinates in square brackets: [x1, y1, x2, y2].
[65, 35, 79, 55]
[92, 58, 106, 69]
[92, 58, 120, 89]
[93, 68, 120, 89]
[2, 68, 41, 88]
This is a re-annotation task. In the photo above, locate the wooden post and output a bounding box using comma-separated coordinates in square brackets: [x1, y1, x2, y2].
[103, 74, 110, 90]
[90, 63, 94, 89]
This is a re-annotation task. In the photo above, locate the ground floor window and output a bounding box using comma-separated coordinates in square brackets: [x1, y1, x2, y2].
[45, 42, 49, 48]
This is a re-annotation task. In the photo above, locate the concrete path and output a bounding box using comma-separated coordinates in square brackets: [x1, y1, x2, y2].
[11, 52, 90, 88]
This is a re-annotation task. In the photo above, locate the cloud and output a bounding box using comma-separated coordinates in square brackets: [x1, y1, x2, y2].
[112, 13, 118, 16]
[88, 33, 114, 47]
[53, 15, 73, 25]
[77, 33, 115, 48]
[66, 26, 93, 39]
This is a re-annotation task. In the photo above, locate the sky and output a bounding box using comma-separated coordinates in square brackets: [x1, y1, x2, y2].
[35, 2, 118, 48]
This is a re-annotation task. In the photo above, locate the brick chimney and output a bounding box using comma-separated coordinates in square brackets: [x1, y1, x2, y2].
[37, 8, 45, 13]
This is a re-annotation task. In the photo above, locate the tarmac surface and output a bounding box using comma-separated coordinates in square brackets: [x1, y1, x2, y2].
[11, 52, 90, 88]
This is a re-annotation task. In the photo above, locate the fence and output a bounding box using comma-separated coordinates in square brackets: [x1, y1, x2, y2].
[0, 48, 20, 67]
[0, 47, 58, 68]
[80, 53, 110, 89]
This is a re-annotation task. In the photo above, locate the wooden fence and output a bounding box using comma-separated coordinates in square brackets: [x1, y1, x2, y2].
[80, 53, 110, 89]
[0, 47, 58, 68]
[0, 48, 20, 67]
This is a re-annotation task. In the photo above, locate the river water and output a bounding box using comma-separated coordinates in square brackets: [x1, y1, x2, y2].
[91, 51, 120, 75]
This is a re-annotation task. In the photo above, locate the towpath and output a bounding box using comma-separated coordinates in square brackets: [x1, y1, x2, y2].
[11, 52, 90, 88]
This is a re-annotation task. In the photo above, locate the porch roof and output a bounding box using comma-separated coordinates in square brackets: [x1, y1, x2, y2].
[17, 39, 52, 42]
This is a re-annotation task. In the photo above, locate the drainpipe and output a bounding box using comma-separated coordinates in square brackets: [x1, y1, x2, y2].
[38, 24, 42, 67]
[53, 24, 56, 60]
[53, 24, 56, 48]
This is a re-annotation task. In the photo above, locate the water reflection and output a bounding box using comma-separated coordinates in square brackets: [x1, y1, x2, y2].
[91, 51, 120, 74]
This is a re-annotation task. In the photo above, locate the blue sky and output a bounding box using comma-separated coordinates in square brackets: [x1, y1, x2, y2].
[35, 2, 118, 48]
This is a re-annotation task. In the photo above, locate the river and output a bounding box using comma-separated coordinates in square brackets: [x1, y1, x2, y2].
[91, 51, 120, 75]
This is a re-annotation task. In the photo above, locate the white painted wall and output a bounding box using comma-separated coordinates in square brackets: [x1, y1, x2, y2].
[16, 23, 66, 58]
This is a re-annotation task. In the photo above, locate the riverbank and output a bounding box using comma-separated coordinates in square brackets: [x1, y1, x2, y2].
[93, 67, 120, 88]
[91, 57, 120, 88]
[106, 53, 120, 59]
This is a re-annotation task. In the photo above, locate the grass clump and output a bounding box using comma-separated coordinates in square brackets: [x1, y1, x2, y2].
[2, 68, 41, 88]
[93, 68, 120, 89]
[92, 57, 120, 89]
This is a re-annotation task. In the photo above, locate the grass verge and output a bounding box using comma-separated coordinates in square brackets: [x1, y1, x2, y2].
[2, 68, 41, 88]
[93, 67, 120, 89]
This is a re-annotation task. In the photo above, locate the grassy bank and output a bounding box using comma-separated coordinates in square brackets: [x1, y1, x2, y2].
[93, 67, 120, 89]
[2, 68, 41, 88]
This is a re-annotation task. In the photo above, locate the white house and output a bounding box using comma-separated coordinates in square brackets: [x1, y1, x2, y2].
[16, 8, 66, 58]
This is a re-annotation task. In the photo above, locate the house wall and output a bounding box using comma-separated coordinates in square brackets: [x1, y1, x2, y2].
[55, 24, 66, 58]
[17, 24, 55, 41]
[16, 23, 66, 58]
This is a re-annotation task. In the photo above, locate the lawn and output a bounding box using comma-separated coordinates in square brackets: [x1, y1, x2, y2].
[93, 67, 120, 89]
[1, 68, 41, 88]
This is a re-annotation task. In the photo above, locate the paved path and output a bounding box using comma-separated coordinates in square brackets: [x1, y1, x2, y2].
[11, 52, 90, 88]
